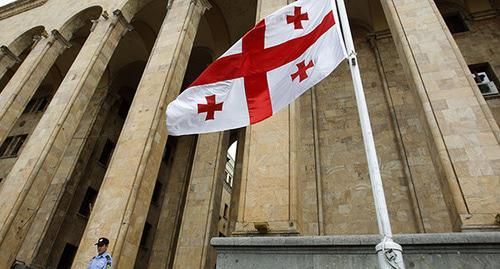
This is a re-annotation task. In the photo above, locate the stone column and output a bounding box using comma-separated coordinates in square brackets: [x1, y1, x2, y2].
[14, 81, 113, 268]
[0, 11, 130, 268]
[380, 0, 500, 230]
[0, 45, 20, 80]
[0, 30, 70, 144]
[172, 132, 229, 269]
[72, 1, 210, 268]
[148, 136, 197, 268]
[234, 0, 301, 236]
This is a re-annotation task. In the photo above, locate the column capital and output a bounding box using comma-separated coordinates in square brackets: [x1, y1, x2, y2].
[48, 29, 71, 48]
[31, 30, 48, 49]
[193, 0, 212, 13]
[0, 45, 21, 63]
[111, 9, 134, 32]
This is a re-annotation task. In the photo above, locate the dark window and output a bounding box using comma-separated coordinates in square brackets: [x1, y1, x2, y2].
[151, 181, 163, 205]
[443, 13, 468, 34]
[163, 144, 172, 162]
[140, 222, 152, 247]
[56, 243, 78, 269]
[0, 134, 28, 157]
[98, 139, 115, 166]
[118, 101, 130, 119]
[22, 96, 51, 114]
[79, 187, 98, 217]
[469, 63, 500, 97]
[11, 134, 27, 156]
[0, 136, 13, 156]
[36, 96, 50, 112]
[223, 204, 229, 219]
[23, 98, 37, 114]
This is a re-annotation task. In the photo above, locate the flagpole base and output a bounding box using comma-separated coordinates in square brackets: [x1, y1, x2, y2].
[375, 240, 405, 269]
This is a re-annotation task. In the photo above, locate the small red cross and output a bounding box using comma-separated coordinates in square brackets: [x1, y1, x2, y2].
[286, 6, 309, 30]
[291, 60, 314, 82]
[197, 95, 223, 121]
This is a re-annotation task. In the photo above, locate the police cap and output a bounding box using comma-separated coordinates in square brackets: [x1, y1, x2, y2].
[95, 237, 110, 246]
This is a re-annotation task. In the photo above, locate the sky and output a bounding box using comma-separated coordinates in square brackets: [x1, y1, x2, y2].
[228, 141, 237, 160]
[0, 0, 15, 7]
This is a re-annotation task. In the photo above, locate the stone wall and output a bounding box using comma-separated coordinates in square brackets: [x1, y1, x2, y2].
[453, 17, 500, 125]
[313, 27, 418, 235]
[212, 233, 500, 269]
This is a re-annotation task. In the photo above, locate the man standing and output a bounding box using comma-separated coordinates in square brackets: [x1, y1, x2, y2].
[87, 237, 112, 269]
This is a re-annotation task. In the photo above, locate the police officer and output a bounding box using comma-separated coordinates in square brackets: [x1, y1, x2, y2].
[87, 237, 112, 269]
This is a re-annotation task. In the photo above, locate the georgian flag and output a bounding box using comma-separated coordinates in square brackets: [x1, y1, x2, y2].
[166, 0, 347, 136]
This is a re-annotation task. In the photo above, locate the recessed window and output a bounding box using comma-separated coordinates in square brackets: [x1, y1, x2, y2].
[36, 96, 50, 112]
[163, 143, 172, 162]
[443, 13, 468, 34]
[22, 96, 50, 114]
[223, 203, 229, 220]
[469, 63, 500, 97]
[23, 99, 37, 114]
[140, 222, 152, 247]
[118, 101, 130, 119]
[151, 181, 163, 205]
[225, 173, 233, 187]
[79, 187, 98, 217]
[0, 134, 28, 157]
[98, 139, 115, 166]
[56, 243, 78, 269]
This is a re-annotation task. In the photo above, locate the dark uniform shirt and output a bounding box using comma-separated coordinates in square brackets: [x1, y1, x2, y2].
[87, 252, 112, 269]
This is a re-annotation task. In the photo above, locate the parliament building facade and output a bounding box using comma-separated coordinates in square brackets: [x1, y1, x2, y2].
[0, 0, 498, 268]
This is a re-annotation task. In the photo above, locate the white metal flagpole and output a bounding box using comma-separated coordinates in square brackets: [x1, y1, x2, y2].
[331, 0, 405, 268]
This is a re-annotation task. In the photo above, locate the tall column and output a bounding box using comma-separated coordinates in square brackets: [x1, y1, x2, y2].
[149, 136, 197, 269]
[380, 0, 500, 230]
[72, 1, 210, 268]
[0, 11, 130, 268]
[234, 0, 301, 236]
[0, 30, 70, 144]
[0, 45, 20, 80]
[172, 132, 228, 269]
[14, 82, 112, 268]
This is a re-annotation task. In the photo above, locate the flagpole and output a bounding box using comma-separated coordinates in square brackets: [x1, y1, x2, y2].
[332, 0, 405, 268]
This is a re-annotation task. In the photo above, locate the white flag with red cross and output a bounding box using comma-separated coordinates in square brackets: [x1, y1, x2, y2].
[166, 0, 347, 136]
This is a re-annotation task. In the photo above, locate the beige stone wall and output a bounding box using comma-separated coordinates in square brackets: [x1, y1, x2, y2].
[373, 34, 453, 233]
[0, 0, 118, 44]
[314, 28, 418, 235]
[294, 90, 321, 235]
[381, 0, 500, 230]
[452, 17, 500, 125]
[148, 135, 197, 269]
[218, 182, 232, 236]
[45, 97, 123, 267]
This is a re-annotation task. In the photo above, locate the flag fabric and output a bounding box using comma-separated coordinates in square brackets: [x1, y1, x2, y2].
[166, 0, 347, 136]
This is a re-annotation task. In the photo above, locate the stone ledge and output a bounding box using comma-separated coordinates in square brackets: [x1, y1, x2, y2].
[212, 233, 500, 269]
[212, 232, 500, 247]
[0, 0, 47, 20]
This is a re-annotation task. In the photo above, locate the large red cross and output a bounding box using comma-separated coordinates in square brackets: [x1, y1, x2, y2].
[198, 95, 223, 120]
[287, 6, 309, 29]
[191, 9, 335, 124]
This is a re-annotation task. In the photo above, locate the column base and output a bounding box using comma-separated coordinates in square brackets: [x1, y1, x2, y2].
[460, 213, 500, 232]
[11, 262, 36, 269]
[232, 221, 301, 236]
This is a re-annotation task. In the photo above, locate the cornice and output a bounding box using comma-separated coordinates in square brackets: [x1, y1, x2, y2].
[0, 0, 48, 21]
